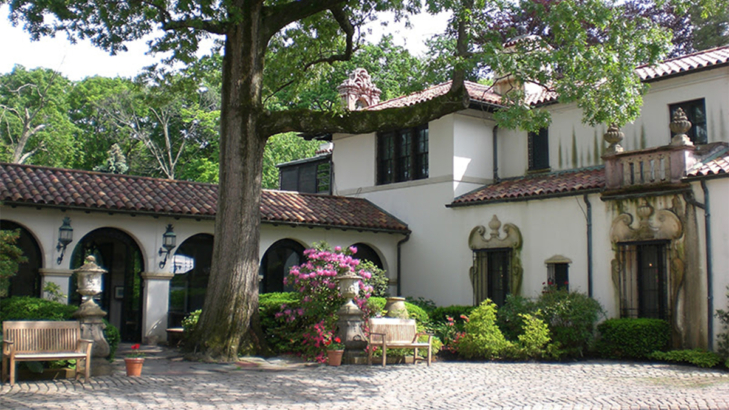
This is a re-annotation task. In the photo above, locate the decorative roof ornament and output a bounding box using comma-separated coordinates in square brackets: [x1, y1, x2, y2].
[603, 123, 624, 155]
[337, 68, 382, 111]
[669, 108, 693, 147]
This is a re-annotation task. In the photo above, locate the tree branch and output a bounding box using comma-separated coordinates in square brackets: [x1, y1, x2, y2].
[263, 6, 356, 106]
[162, 19, 228, 35]
[259, 85, 469, 137]
[262, 0, 347, 40]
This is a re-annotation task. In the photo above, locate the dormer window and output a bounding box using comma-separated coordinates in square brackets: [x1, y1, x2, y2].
[669, 99, 706, 144]
[377, 125, 428, 185]
[528, 128, 549, 171]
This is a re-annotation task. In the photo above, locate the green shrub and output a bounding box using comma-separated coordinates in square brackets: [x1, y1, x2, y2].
[510, 312, 555, 360]
[496, 294, 536, 341]
[430, 305, 476, 324]
[259, 292, 302, 354]
[368, 297, 429, 326]
[104, 319, 121, 361]
[649, 349, 722, 368]
[359, 260, 389, 297]
[0, 296, 78, 325]
[181, 309, 202, 336]
[596, 318, 670, 359]
[536, 290, 604, 357]
[455, 300, 513, 359]
[405, 296, 437, 313]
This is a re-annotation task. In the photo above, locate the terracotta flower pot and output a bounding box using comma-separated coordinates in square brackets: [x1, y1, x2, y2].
[327, 350, 344, 366]
[124, 358, 145, 376]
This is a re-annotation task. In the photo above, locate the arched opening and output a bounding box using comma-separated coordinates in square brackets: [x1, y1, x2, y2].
[259, 239, 305, 293]
[168, 234, 214, 327]
[0, 220, 42, 297]
[351, 243, 384, 269]
[70, 228, 144, 342]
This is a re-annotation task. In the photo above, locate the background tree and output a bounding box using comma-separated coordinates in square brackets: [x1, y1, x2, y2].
[0, 66, 78, 166]
[0, 229, 28, 298]
[6, 0, 723, 361]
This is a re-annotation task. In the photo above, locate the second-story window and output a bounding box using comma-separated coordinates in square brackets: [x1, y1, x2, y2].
[528, 128, 549, 171]
[669, 99, 707, 144]
[377, 125, 428, 185]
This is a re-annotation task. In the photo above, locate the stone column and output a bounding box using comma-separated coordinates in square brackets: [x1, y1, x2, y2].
[38, 268, 73, 303]
[72, 256, 112, 376]
[141, 271, 174, 345]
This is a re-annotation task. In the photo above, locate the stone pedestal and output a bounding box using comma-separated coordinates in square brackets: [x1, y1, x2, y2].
[336, 272, 367, 364]
[72, 256, 113, 376]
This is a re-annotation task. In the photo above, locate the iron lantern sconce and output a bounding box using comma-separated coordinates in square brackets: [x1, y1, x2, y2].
[158, 224, 177, 268]
[56, 217, 73, 265]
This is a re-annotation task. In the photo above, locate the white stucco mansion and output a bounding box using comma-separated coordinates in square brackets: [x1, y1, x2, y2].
[2, 45, 729, 350]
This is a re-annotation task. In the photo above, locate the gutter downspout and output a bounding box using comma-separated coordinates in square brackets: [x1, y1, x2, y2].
[684, 181, 713, 351]
[396, 233, 411, 296]
[583, 194, 593, 298]
[493, 126, 500, 183]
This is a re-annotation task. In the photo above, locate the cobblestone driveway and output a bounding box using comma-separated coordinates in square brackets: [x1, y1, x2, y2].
[2, 360, 729, 409]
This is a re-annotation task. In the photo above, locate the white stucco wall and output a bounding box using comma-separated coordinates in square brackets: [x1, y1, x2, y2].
[1, 205, 404, 343]
[705, 178, 729, 349]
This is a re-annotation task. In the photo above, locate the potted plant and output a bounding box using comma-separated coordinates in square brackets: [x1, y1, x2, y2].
[325, 336, 345, 366]
[124, 344, 146, 376]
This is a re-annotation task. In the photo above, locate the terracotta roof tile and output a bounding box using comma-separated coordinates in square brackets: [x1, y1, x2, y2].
[636, 45, 729, 81]
[0, 163, 409, 233]
[366, 81, 503, 111]
[687, 143, 729, 178]
[451, 167, 605, 205]
[369, 45, 729, 112]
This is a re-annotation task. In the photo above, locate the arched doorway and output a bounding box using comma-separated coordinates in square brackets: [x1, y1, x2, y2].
[70, 228, 144, 342]
[0, 220, 42, 297]
[351, 243, 384, 269]
[168, 234, 214, 327]
[259, 239, 305, 293]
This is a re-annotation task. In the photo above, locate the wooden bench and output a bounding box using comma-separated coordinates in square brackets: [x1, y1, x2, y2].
[2, 321, 93, 385]
[367, 317, 432, 366]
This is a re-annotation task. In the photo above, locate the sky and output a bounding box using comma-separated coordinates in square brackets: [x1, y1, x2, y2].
[0, 5, 450, 81]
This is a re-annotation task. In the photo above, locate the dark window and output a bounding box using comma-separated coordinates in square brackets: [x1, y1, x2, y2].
[637, 244, 668, 320]
[377, 125, 428, 185]
[548, 263, 569, 291]
[0, 220, 42, 298]
[259, 239, 305, 293]
[472, 249, 511, 306]
[529, 128, 549, 171]
[168, 234, 214, 328]
[669, 99, 707, 144]
[278, 158, 332, 194]
[617, 242, 669, 320]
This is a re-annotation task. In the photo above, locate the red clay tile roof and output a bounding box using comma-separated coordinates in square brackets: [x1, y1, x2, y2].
[0, 163, 409, 233]
[687, 143, 729, 178]
[636, 45, 729, 81]
[369, 45, 729, 112]
[451, 167, 605, 206]
[366, 81, 503, 111]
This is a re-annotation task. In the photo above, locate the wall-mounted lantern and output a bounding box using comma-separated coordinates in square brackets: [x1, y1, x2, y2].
[158, 224, 177, 268]
[56, 217, 73, 265]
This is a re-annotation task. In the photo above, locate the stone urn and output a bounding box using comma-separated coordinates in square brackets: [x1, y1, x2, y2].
[384, 297, 409, 319]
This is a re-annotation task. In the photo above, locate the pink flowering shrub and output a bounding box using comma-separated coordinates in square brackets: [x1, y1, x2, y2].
[274, 242, 374, 362]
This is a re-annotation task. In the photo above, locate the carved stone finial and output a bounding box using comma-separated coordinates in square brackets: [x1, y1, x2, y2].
[337, 68, 382, 111]
[603, 123, 624, 155]
[488, 215, 502, 239]
[669, 108, 693, 147]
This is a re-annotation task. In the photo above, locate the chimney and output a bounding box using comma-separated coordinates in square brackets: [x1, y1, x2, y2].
[337, 68, 382, 111]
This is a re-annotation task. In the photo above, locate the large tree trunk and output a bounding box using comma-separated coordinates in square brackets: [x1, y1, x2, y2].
[188, 4, 269, 361]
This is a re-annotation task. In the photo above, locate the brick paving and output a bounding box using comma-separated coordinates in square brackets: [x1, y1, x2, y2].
[2, 349, 729, 410]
